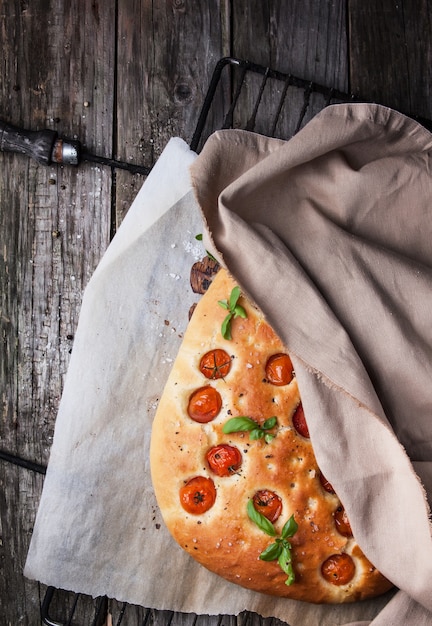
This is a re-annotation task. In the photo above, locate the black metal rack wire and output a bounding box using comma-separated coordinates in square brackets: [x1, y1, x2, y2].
[189, 56, 357, 156]
[4, 56, 431, 625]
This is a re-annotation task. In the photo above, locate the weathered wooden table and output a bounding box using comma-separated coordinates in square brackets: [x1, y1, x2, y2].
[1, 1, 431, 624]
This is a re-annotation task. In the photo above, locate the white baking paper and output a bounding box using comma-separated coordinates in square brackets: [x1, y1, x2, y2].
[24, 137, 393, 625]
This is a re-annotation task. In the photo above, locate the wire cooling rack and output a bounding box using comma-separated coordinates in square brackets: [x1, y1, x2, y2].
[9, 56, 432, 625]
[189, 56, 356, 153]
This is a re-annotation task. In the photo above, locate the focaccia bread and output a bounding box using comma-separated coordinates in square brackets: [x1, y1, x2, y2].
[150, 268, 393, 603]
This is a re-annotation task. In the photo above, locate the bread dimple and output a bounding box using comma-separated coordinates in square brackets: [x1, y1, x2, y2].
[150, 268, 393, 603]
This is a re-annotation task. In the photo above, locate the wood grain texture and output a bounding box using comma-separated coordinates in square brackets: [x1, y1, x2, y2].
[1, 0, 431, 623]
[114, 0, 231, 226]
[1, 0, 114, 623]
[348, 0, 432, 118]
[229, 0, 348, 139]
[232, 0, 348, 89]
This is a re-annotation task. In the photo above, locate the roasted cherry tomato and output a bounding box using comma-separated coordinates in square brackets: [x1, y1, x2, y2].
[252, 489, 283, 522]
[334, 506, 353, 538]
[179, 476, 216, 514]
[265, 353, 293, 386]
[187, 386, 222, 423]
[199, 349, 232, 380]
[292, 403, 310, 438]
[319, 471, 336, 494]
[321, 553, 355, 586]
[206, 444, 242, 477]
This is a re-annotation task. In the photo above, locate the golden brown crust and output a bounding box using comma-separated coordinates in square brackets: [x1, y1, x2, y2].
[150, 268, 393, 603]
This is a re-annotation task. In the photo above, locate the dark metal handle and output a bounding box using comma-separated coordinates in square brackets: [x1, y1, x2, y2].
[0, 119, 81, 165]
[0, 119, 57, 164]
[0, 118, 154, 173]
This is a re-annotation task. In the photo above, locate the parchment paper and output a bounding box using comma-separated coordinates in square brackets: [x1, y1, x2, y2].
[25, 113, 429, 625]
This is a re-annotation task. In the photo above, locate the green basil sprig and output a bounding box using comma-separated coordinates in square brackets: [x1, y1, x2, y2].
[218, 286, 247, 340]
[246, 498, 277, 536]
[222, 415, 277, 443]
[247, 500, 298, 586]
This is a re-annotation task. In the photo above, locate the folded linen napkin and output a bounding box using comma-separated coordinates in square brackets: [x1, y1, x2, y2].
[25, 104, 432, 626]
[190, 103, 432, 624]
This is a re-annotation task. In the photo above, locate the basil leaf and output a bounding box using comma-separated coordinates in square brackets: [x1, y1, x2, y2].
[229, 286, 241, 311]
[222, 416, 257, 434]
[249, 428, 265, 440]
[262, 416, 277, 430]
[195, 233, 203, 241]
[282, 557, 295, 586]
[284, 568, 295, 586]
[221, 313, 233, 340]
[278, 544, 292, 569]
[264, 433, 275, 444]
[218, 286, 247, 341]
[278, 544, 294, 576]
[281, 514, 298, 540]
[233, 304, 247, 319]
[247, 500, 276, 536]
[259, 541, 282, 561]
[279, 544, 295, 586]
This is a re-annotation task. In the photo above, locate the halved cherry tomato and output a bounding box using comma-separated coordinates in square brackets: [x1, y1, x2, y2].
[334, 506, 353, 538]
[319, 471, 336, 494]
[252, 489, 283, 522]
[206, 444, 242, 477]
[321, 553, 355, 585]
[187, 386, 222, 423]
[179, 476, 216, 514]
[292, 403, 310, 438]
[265, 353, 293, 386]
[199, 349, 232, 380]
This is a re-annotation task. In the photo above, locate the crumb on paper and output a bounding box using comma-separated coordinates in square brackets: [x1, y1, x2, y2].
[147, 396, 160, 412]
[183, 238, 203, 260]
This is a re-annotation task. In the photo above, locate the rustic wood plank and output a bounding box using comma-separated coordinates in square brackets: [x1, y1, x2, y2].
[232, 0, 348, 88]
[348, 0, 432, 119]
[230, 0, 349, 139]
[0, 464, 44, 620]
[0, 0, 116, 624]
[114, 0, 231, 226]
[0, 0, 115, 468]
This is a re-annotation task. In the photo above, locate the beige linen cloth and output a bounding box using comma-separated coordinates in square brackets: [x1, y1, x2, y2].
[190, 103, 432, 625]
[25, 103, 432, 626]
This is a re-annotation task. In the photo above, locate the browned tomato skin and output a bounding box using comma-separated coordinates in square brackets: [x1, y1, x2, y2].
[187, 386, 222, 423]
[321, 554, 356, 585]
[206, 444, 242, 477]
[334, 506, 353, 538]
[199, 349, 232, 379]
[319, 471, 336, 494]
[265, 353, 294, 386]
[252, 489, 283, 522]
[179, 476, 217, 514]
[292, 403, 310, 438]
